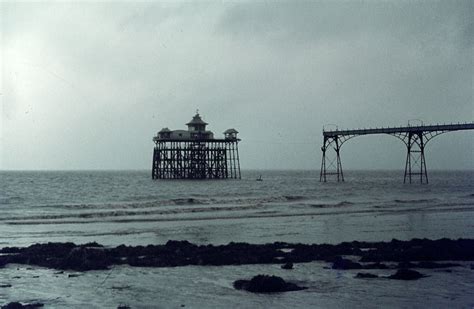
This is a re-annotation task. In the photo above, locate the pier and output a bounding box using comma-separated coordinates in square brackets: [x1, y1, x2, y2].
[320, 122, 474, 183]
[152, 112, 241, 179]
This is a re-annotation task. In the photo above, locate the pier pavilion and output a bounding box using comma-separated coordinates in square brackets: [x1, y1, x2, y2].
[152, 112, 241, 179]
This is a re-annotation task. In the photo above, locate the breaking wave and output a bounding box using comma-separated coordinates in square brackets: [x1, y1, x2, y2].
[0, 194, 317, 224]
[21, 195, 314, 211]
[308, 201, 354, 208]
[394, 198, 437, 204]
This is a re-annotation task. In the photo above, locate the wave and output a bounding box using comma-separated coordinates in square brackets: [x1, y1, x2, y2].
[170, 198, 208, 205]
[5, 200, 474, 226]
[3, 209, 374, 225]
[25, 195, 314, 211]
[0, 196, 24, 205]
[0, 195, 337, 224]
[0, 203, 269, 223]
[394, 198, 437, 204]
[336, 201, 354, 206]
[308, 201, 354, 208]
[283, 195, 306, 201]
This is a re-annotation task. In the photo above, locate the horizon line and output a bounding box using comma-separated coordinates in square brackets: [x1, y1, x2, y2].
[1, 168, 473, 172]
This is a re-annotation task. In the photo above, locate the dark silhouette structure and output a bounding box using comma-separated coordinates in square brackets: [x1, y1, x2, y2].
[320, 122, 474, 183]
[152, 112, 241, 179]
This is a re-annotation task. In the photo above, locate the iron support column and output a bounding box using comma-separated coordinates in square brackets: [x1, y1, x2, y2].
[320, 136, 344, 182]
[404, 131, 428, 184]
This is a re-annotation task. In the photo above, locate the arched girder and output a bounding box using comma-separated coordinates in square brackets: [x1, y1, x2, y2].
[390, 129, 460, 148]
[422, 130, 451, 145]
[320, 122, 474, 183]
[323, 132, 408, 151]
[323, 128, 465, 154]
[321, 134, 357, 149]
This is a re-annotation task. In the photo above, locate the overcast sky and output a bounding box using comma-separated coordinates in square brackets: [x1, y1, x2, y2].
[1, 1, 473, 170]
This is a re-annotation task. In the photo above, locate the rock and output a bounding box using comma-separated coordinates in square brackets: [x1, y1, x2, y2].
[363, 262, 389, 269]
[233, 275, 306, 293]
[355, 273, 378, 278]
[1, 302, 23, 309]
[83, 242, 103, 248]
[332, 256, 363, 270]
[60, 247, 110, 271]
[117, 305, 130, 309]
[1, 303, 44, 309]
[281, 262, 293, 270]
[416, 261, 459, 269]
[362, 238, 474, 263]
[0, 284, 12, 288]
[1, 238, 474, 272]
[0, 247, 21, 254]
[398, 261, 460, 269]
[388, 269, 426, 280]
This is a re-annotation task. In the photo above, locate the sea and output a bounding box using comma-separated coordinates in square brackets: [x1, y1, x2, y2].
[1, 170, 473, 308]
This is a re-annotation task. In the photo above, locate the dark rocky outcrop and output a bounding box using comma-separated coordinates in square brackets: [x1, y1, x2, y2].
[281, 262, 293, 270]
[388, 269, 427, 280]
[331, 257, 363, 270]
[0, 238, 472, 271]
[355, 273, 378, 279]
[233, 275, 306, 293]
[397, 261, 461, 269]
[363, 262, 390, 269]
[1, 302, 44, 309]
[0, 243, 113, 271]
[359, 238, 474, 263]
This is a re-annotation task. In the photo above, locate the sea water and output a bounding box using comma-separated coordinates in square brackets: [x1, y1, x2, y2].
[1, 170, 473, 308]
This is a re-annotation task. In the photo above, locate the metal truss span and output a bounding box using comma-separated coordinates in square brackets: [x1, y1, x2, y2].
[152, 140, 241, 180]
[320, 122, 474, 183]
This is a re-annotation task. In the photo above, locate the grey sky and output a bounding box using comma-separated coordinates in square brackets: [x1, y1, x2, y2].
[1, 1, 472, 170]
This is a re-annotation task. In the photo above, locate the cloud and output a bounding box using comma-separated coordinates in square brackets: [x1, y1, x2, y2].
[218, 1, 472, 48]
[1, 1, 472, 170]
